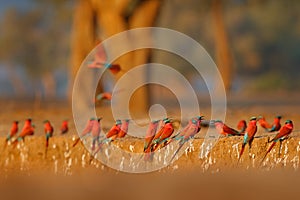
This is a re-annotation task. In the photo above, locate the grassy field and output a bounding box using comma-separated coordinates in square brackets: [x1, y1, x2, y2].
[1, 100, 300, 199]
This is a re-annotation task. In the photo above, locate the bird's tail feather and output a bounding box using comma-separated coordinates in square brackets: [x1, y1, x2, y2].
[261, 142, 276, 165]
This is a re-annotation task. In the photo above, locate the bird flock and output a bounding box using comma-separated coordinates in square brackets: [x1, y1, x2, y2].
[1, 113, 295, 166]
[2, 45, 296, 168]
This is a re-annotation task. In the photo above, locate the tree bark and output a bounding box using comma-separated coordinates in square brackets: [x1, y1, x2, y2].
[212, 0, 233, 92]
[70, 0, 161, 116]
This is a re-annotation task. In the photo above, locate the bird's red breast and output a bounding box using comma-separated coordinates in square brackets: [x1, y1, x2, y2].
[118, 121, 129, 138]
[10, 121, 18, 137]
[159, 123, 174, 141]
[273, 123, 293, 141]
[246, 120, 257, 138]
[106, 125, 121, 139]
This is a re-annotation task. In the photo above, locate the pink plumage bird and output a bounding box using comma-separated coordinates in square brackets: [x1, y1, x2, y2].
[44, 120, 54, 149]
[144, 120, 160, 153]
[88, 44, 122, 75]
[214, 120, 242, 136]
[238, 117, 258, 161]
[170, 117, 203, 163]
[91, 118, 102, 151]
[117, 119, 130, 138]
[5, 120, 19, 143]
[237, 120, 247, 135]
[60, 120, 69, 135]
[150, 118, 174, 152]
[73, 118, 95, 147]
[261, 120, 293, 163]
[13, 119, 34, 147]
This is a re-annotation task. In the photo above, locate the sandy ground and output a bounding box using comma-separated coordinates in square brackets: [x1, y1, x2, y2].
[0, 99, 300, 199]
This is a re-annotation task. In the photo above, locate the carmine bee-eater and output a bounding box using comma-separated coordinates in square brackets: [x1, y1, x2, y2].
[5, 121, 19, 143]
[168, 116, 204, 146]
[60, 120, 69, 135]
[237, 120, 247, 135]
[105, 119, 122, 141]
[268, 116, 282, 132]
[73, 117, 95, 147]
[144, 120, 160, 153]
[13, 119, 35, 147]
[170, 118, 201, 163]
[117, 119, 130, 138]
[261, 120, 294, 163]
[44, 120, 54, 149]
[150, 118, 174, 152]
[88, 44, 122, 75]
[257, 116, 272, 132]
[91, 118, 102, 151]
[214, 120, 241, 136]
[238, 117, 257, 161]
[95, 92, 112, 102]
[92, 120, 122, 158]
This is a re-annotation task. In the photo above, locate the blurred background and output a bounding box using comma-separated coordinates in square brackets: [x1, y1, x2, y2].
[0, 0, 299, 105]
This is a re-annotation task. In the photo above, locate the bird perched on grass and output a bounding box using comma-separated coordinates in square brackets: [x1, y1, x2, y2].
[167, 116, 204, 146]
[257, 116, 272, 132]
[268, 116, 282, 132]
[214, 120, 242, 136]
[170, 118, 202, 163]
[237, 120, 247, 135]
[60, 120, 69, 135]
[5, 121, 19, 144]
[261, 120, 294, 163]
[91, 120, 122, 158]
[13, 119, 35, 147]
[117, 119, 130, 138]
[144, 120, 160, 153]
[105, 119, 122, 142]
[150, 118, 174, 152]
[44, 120, 54, 149]
[238, 117, 257, 161]
[73, 118, 95, 147]
[91, 118, 102, 151]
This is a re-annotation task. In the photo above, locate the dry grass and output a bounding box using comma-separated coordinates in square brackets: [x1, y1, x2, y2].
[1, 134, 299, 176]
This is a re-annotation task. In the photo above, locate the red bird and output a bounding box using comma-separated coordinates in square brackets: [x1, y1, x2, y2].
[150, 119, 174, 152]
[261, 120, 294, 163]
[5, 120, 19, 143]
[257, 116, 272, 131]
[268, 116, 282, 132]
[239, 117, 257, 161]
[60, 120, 69, 135]
[168, 116, 204, 146]
[144, 120, 160, 153]
[237, 120, 247, 135]
[13, 119, 35, 147]
[105, 120, 122, 141]
[117, 119, 130, 138]
[91, 118, 102, 151]
[214, 120, 241, 136]
[88, 44, 122, 75]
[73, 118, 95, 147]
[170, 118, 201, 163]
[44, 120, 54, 148]
[95, 92, 112, 102]
[92, 120, 122, 156]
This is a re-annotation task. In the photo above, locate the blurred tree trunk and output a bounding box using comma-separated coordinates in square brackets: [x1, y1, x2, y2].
[5, 64, 26, 97]
[212, 0, 233, 91]
[70, 0, 161, 116]
[42, 72, 56, 99]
